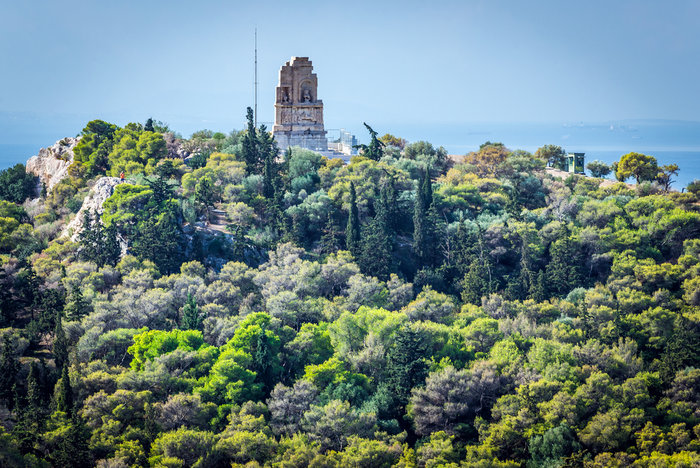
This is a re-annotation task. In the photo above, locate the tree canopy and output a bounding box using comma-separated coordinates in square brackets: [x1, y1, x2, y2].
[0, 115, 697, 467]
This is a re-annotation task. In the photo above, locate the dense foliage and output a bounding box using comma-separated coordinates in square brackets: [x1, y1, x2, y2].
[0, 114, 698, 467]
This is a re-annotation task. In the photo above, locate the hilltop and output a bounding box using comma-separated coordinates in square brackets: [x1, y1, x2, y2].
[0, 115, 697, 467]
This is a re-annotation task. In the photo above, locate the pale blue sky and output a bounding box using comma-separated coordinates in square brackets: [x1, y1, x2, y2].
[1, 0, 699, 145]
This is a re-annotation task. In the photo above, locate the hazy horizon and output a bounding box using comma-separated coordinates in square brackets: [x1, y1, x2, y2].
[3, 1, 699, 182]
[2, 1, 700, 140]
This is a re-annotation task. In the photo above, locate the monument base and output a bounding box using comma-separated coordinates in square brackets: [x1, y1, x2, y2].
[274, 131, 328, 153]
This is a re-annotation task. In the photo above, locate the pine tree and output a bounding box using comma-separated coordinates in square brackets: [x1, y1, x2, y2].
[64, 284, 90, 322]
[56, 365, 73, 415]
[53, 312, 69, 371]
[355, 123, 385, 161]
[181, 293, 202, 331]
[345, 182, 360, 256]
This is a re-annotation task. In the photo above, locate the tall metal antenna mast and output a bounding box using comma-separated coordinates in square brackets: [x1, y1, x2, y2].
[254, 27, 258, 128]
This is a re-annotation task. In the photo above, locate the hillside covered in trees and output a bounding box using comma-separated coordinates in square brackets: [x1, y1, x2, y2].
[0, 111, 699, 467]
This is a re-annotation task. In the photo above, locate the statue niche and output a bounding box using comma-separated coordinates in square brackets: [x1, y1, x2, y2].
[280, 87, 290, 103]
[300, 81, 313, 103]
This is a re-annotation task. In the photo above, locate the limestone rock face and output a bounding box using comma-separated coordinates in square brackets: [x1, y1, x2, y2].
[25, 137, 79, 194]
[63, 177, 122, 241]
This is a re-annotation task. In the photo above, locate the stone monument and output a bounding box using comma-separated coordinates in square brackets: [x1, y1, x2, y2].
[272, 57, 328, 152]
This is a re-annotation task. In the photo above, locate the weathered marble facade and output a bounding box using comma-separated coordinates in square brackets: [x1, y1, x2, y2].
[272, 57, 328, 152]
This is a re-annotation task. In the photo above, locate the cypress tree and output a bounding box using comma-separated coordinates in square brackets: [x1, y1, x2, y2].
[144, 117, 155, 132]
[254, 332, 275, 394]
[290, 211, 307, 248]
[102, 223, 121, 266]
[413, 169, 435, 264]
[384, 176, 400, 233]
[258, 124, 279, 178]
[659, 315, 700, 384]
[241, 107, 260, 174]
[53, 312, 69, 372]
[50, 411, 92, 468]
[546, 234, 582, 297]
[64, 284, 90, 322]
[320, 213, 340, 254]
[131, 206, 185, 274]
[282, 147, 293, 178]
[147, 176, 174, 206]
[508, 243, 535, 301]
[26, 362, 43, 413]
[530, 270, 547, 302]
[0, 335, 18, 406]
[421, 166, 433, 211]
[78, 210, 98, 261]
[413, 186, 426, 258]
[13, 362, 45, 454]
[78, 210, 120, 267]
[269, 186, 289, 240]
[181, 293, 202, 331]
[263, 151, 275, 199]
[460, 258, 492, 305]
[386, 326, 429, 412]
[56, 365, 73, 415]
[359, 182, 392, 279]
[345, 182, 360, 256]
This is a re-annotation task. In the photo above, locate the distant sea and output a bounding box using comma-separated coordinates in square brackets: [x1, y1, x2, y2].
[0, 143, 44, 168]
[2, 119, 699, 188]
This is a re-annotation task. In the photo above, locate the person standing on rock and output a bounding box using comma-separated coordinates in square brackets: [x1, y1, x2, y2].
[119, 171, 125, 183]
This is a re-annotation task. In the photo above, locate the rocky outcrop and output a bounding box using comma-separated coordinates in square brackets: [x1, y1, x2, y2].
[26, 137, 79, 194]
[164, 132, 191, 159]
[63, 177, 122, 241]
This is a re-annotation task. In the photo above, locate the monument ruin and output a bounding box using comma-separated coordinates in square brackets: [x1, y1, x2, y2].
[272, 57, 328, 152]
